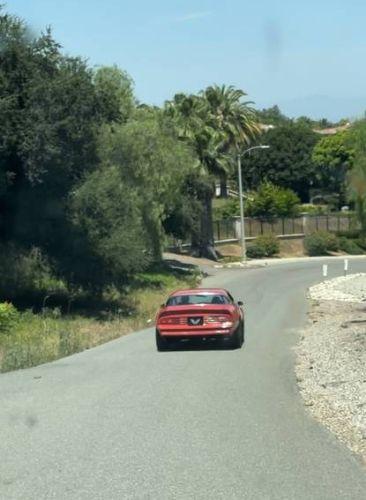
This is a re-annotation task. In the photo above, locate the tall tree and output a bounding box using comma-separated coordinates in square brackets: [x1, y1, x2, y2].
[0, 8, 132, 287]
[203, 85, 260, 197]
[166, 86, 259, 259]
[347, 120, 366, 234]
[93, 109, 196, 262]
[93, 65, 135, 124]
[312, 131, 355, 207]
[241, 122, 319, 201]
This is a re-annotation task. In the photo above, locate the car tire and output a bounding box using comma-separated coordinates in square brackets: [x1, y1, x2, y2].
[156, 329, 170, 351]
[229, 322, 243, 349]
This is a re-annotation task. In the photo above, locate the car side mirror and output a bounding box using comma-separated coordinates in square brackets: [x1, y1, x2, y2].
[237, 301, 243, 306]
[160, 303, 166, 308]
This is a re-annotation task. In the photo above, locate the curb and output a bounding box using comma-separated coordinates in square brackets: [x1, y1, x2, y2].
[216, 254, 366, 269]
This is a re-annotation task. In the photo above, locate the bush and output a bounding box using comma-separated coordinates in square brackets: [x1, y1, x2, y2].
[338, 237, 363, 255]
[0, 303, 20, 334]
[245, 182, 300, 218]
[0, 244, 67, 303]
[247, 234, 279, 259]
[304, 231, 339, 256]
[335, 229, 361, 239]
[213, 198, 240, 220]
[246, 245, 267, 259]
[355, 237, 366, 250]
[300, 204, 328, 215]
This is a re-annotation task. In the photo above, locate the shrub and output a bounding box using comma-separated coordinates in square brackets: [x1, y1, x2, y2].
[0, 244, 67, 302]
[213, 198, 240, 220]
[338, 237, 363, 255]
[245, 182, 300, 218]
[304, 231, 339, 256]
[355, 237, 366, 250]
[335, 229, 361, 239]
[246, 245, 266, 259]
[247, 234, 279, 259]
[300, 204, 328, 215]
[0, 303, 20, 334]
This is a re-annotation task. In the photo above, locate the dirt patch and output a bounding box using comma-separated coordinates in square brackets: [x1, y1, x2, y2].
[279, 238, 305, 257]
[216, 244, 242, 257]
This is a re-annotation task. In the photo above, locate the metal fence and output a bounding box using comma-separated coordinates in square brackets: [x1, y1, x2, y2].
[167, 214, 358, 250]
[214, 214, 357, 241]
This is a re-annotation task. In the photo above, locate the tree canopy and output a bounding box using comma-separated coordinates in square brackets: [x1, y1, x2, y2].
[241, 122, 320, 201]
[166, 86, 260, 258]
[312, 131, 355, 205]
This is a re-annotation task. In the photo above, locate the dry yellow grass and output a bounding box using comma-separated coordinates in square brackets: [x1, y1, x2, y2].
[0, 271, 200, 372]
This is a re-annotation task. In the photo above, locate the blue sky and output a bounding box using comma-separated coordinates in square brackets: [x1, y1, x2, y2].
[4, 0, 366, 120]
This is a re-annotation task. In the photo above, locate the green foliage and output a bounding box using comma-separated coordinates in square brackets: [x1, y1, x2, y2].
[347, 120, 366, 235]
[95, 112, 195, 262]
[166, 86, 260, 257]
[213, 198, 240, 219]
[0, 4, 199, 292]
[93, 65, 135, 123]
[242, 123, 319, 201]
[246, 244, 266, 259]
[0, 244, 66, 302]
[338, 237, 363, 255]
[246, 234, 279, 258]
[71, 166, 151, 287]
[0, 302, 19, 333]
[335, 229, 361, 239]
[312, 131, 354, 205]
[245, 182, 300, 218]
[0, 269, 199, 372]
[300, 204, 328, 215]
[304, 231, 339, 256]
[256, 105, 289, 126]
[163, 189, 202, 241]
[355, 237, 366, 250]
[0, 10, 126, 290]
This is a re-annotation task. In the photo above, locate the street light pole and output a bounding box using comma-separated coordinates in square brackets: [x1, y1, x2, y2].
[237, 153, 246, 261]
[237, 145, 270, 261]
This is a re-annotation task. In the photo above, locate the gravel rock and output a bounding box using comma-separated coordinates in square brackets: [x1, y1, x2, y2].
[309, 273, 366, 302]
[296, 273, 366, 464]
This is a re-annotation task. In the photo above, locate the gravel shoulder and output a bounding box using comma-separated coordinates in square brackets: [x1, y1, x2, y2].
[296, 273, 366, 464]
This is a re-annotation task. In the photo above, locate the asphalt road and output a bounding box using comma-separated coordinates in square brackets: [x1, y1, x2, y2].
[1, 259, 366, 500]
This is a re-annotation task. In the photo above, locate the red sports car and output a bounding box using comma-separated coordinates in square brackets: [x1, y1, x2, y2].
[155, 288, 244, 351]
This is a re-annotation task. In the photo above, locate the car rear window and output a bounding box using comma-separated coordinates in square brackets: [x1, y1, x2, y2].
[167, 294, 230, 306]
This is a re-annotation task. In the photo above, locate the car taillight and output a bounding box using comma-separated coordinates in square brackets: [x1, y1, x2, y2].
[159, 317, 183, 325]
[205, 315, 230, 323]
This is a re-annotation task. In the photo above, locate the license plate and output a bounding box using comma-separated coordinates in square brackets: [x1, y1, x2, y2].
[188, 316, 203, 326]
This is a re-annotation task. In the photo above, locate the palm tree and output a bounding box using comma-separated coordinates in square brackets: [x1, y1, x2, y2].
[166, 86, 260, 259]
[202, 85, 260, 197]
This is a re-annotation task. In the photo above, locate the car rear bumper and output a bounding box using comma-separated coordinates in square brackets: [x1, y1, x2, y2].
[157, 326, 236, 338]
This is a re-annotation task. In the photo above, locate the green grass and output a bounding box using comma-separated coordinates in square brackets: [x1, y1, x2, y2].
[0, 267, 200, 373]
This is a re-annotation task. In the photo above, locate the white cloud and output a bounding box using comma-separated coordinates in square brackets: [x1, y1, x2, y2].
[175, 11, 211, 23]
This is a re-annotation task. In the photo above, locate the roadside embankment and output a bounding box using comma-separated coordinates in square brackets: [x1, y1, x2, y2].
[0, 266, 200, 373]
[295, 273, 366, 463]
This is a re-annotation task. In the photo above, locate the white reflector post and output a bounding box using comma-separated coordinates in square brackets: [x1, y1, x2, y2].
[344, 258, 349, 275]
[322, 264, 328, 277]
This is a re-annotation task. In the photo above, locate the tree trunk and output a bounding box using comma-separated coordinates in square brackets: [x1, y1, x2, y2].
[220, 173, 228, 198]
[142, 207, 162, 262]
[190, 187, 218, 261]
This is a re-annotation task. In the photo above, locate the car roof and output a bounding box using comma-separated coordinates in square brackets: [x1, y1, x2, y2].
[170, 288, 229, 297]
